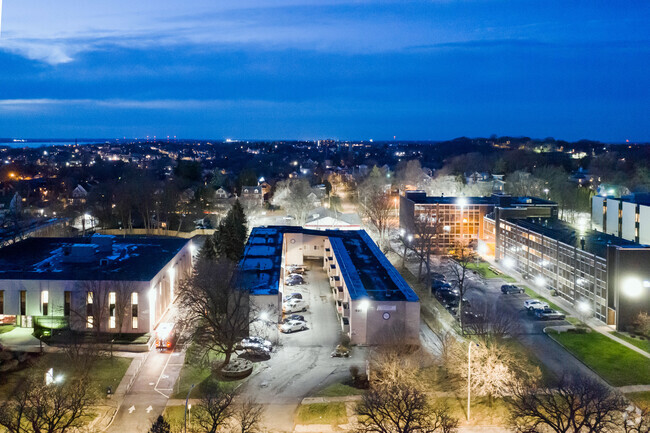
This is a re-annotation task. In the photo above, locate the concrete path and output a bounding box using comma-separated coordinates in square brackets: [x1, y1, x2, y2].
[0, 327, 57, 352]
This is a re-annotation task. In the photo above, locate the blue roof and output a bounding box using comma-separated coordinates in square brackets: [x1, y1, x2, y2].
[239, 226, 419, 302]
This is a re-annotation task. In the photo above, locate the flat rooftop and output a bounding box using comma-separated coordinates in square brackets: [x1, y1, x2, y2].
[0, 236, 189, 281]
[504, 217, 645, 258]
[239, 226, 419, 302]
[404, 191, 555, 207]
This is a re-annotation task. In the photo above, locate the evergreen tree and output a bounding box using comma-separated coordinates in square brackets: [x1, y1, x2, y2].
[215, 200, 248, 261]
[199, 235, 218, 261]
[149, 415, 171, 433]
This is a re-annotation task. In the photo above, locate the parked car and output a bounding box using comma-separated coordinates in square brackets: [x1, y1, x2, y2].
[283, 292, 303, 302]
[432, 279, 449, 290]
[238, 337, 273, 352]
[534, 308, 566, 320]
[462, 309, 484, 322]
[280, 319, 307, 333]
[282, 314, 305, 323]
[244, 345, 271, 357]
[524, 299, 549, 311]
[501, 284, 524, 294]
[431, 272, 446, 281]
[287, 266, 307, 274]
[283, 299, 309, 313]
[285, 274, 305, 286]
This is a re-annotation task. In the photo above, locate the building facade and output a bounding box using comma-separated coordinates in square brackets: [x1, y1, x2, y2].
[592, 194, 650, 244]
[483, 212, 650, 330]
[400, 191, 557, 252]
[0, 234, 194, 334]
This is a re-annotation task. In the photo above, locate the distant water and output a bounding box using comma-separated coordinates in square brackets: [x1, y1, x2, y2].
[0, 140, 113, 149]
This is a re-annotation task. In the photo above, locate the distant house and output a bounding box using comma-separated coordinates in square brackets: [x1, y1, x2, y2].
[240, 186, 264, 207]
[70, 184, 88, 205]
[215, 187, 231, 200]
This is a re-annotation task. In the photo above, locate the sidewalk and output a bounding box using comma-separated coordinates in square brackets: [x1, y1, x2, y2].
[483, 256, 650, 361]
[0, 327, 58, 353]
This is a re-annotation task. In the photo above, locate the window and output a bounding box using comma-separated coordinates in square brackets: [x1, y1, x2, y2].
[64, 291, 71, 317]
[108, 292, 116, 329]
[20, 291, 26, 316]
[131, 292, 138, 329]
[86, 292, 93, 328]
[41, 291, 49, 316]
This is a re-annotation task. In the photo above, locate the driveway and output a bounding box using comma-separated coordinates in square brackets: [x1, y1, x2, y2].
[404, 254, 604, 383]
[239, 259, 367, 432]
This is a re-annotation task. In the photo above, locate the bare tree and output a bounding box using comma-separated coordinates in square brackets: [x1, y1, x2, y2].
[449, 339, 541, 405]
[410, 207, 443, 286]
[622, 404, 650, 433]
[359, 166, 394, 249]
[355, 382, 458, 433]
[445, 241, 480, 333]
[232, 398, 265, 433]
[194, 381, 236, 433]
[463, 301, 517, 339]
[369, 343, 431, 389]
[179, 258, 254, 367]
[0, 374, 95, 433]
[271, 178, 317, 225]
[508, 374, 626, 433]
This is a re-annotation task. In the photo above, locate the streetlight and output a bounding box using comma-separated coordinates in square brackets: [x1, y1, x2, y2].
[184, 383, 195, 433]
[467, 342, 479, 421]
[622, 277, 644, 298]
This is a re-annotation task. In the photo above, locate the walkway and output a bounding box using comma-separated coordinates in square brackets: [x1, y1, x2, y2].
[0, 327, 57, 353]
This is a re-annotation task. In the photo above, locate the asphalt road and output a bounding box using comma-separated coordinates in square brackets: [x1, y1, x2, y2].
[238, 259, 367, 432]
[421, 256, 604, 382]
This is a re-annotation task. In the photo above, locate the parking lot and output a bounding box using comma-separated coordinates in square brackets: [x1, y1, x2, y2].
[420, 256, 602, 381]
[237, 259, 367, 432]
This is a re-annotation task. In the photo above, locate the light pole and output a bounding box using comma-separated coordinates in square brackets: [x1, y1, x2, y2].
[184, 383, 195, 433]
[467, 342, 479, 421]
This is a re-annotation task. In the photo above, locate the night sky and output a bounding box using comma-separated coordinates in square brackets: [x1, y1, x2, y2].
[0, 1, 649, 141]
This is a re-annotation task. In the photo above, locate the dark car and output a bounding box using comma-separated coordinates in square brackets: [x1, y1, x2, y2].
[282, 314, 305, 323]
[285, 275, 305, 286]
[462, 309, 484, 322]
[534, 308, 566, 321]
[431, 272, 446, 281]
[501, 284, 524, 294]
[432, 279, 450, 289]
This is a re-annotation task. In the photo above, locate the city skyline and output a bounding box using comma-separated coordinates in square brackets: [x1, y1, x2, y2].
[0, 1, 649, 141]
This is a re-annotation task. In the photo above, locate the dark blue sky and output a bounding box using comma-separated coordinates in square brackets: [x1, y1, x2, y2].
[0, 0, 649, 141]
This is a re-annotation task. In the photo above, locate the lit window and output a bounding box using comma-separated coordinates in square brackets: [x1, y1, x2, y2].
[87, 316, 94, 328]
[41, 291, 49, 316]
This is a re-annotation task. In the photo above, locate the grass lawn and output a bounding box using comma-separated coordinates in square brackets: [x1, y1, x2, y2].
[434, 395, 511, 427]
[171, 343, 244, 399]
[314, 382, 365, 397]
[0, 353, 131, 399]
[296, 402, 348, 425]
[467, 262, 516, 282]
[0, 325, 16, 334]
[626, 391, 650, 408]
[523, 286, 568, 315]
[163, 406, 188, 432]
[613, 332, 650, 354]
[549, 330, 650, 386]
